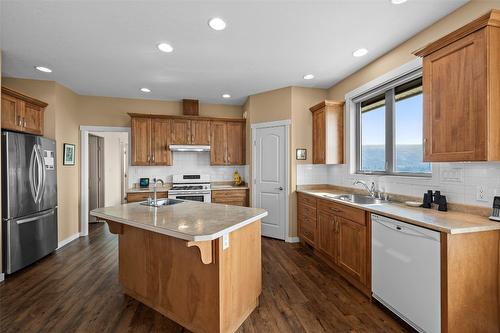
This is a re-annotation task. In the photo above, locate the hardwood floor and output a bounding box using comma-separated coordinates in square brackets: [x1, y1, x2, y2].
[0, 223, 409, 333]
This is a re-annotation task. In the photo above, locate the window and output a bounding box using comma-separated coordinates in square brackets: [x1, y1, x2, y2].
[355, 71, 431, 175]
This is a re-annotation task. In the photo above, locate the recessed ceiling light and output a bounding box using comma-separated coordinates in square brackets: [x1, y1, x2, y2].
[353, 48, 368, 57]
[157, 43, 173, 53]
[140, 88, 151, 93]
[222, 94, 231, 99]
[35, 66, 52, 73]
[208, 17, 226, 31]
[391, 0, 408, 4]
[303, 74, 315, 80]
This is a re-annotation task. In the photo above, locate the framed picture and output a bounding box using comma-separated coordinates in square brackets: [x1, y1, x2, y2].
[63, 143, 76, 165]
[296, 148, 307, 160]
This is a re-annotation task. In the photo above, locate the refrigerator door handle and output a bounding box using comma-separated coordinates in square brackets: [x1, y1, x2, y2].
[28, 145, 38, 203]
[36, 145, 46, 203]
[16, 209, 55, 225]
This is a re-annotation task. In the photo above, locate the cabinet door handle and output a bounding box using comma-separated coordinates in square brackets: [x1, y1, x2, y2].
[330, 207, 342, 213]
[23, 118, 27, 127]
[17, 115, 22, 126]
[152, 154, 155, 162]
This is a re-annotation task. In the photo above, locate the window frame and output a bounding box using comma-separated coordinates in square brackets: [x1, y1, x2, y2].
[354, 68, 431, 177]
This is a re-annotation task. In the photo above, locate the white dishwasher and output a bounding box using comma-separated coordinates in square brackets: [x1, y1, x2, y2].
[371, 214, 441, 333]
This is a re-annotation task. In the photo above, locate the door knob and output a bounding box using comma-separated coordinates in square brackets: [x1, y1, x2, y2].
[275, 187, 284, 191]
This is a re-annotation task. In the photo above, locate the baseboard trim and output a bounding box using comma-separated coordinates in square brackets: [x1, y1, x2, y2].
[57, 233, 81, 250]
[286, 237, 300, 243]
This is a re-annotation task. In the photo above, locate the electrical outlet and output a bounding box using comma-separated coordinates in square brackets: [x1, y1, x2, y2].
[476, 185, 488, 202]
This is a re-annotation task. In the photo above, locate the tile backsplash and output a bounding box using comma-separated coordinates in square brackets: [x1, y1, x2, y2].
[297, 162, 500, 207]
[128, 152, 247, 187]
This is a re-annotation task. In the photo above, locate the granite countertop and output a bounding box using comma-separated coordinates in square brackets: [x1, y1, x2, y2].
[298, 188, 500, 234]
[211, 183, 249, 190]
[127, 185, 172, 193]
[91, 201, 267, 241]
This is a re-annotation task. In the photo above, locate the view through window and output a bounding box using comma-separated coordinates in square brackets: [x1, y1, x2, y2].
[357, 75, 431, 175]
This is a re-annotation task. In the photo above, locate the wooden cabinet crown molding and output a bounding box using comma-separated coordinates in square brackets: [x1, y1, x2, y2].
[413, 9, 500, 57]
[128, 112, 245, 123]
[1, 86, 48, 108]
[309, 100, 345, 113]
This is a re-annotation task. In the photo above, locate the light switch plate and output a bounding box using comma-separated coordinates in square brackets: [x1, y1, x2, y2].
[440, 167, 464, 183]
[222, 233, 230, 250]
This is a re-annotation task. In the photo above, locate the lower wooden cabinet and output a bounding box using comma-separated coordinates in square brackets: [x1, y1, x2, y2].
[297, 193, 370, 295]
[127, 191, 167, 203]
[211, 189, 249, 207]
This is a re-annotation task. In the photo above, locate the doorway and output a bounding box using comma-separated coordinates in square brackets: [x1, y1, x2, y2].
[252, 120, 290, 240]
[80, 126, 131, 237]
[88, 134, 104, 222]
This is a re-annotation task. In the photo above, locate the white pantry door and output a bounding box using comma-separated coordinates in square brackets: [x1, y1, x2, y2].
[253, 124, 287, 240]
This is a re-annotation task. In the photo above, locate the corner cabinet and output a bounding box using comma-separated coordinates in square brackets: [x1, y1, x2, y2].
[1, 86, 46, 135]
[309, 100, 344, 164]
[414, 9, 500, 162]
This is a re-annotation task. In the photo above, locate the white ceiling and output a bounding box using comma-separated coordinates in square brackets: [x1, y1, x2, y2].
[1, 0, 468, 105]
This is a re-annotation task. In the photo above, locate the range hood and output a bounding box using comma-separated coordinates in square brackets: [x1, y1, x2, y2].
[169, 145, 211, 152]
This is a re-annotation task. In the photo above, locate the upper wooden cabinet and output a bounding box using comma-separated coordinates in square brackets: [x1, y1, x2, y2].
[414, 10, 500, 162]
[310, 100, 345, 164]
[171, 119, 210, 145]
[131, 117, 172, 166]
[129, 113, 245, 166]
[1, 87, 47, 135]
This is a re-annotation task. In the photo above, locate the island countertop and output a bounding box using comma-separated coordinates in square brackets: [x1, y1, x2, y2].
[91, 201, 268, 241]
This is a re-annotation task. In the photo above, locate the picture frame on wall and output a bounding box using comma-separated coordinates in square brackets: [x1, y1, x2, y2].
[296, 148, 307, 160]
[63, 143, 76, 165]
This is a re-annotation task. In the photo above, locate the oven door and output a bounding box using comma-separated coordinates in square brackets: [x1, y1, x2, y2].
[168, 191, 211, 203]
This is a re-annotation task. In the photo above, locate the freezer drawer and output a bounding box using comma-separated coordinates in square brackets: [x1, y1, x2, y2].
[3, 208, 58, 274]
[372, 214, 441, 333]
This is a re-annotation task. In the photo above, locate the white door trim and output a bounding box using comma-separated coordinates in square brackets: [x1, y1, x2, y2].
[251, 120, 290, 242]
[80, 125, 131, 237]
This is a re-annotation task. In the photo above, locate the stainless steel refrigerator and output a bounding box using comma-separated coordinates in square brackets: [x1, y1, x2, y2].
[2, 131, 58, 274]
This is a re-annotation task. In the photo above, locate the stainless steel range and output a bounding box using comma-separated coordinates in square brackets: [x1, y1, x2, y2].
[168, 174, 211, 203]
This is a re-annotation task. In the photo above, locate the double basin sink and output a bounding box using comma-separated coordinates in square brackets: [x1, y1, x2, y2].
[321, 193, 387, 205]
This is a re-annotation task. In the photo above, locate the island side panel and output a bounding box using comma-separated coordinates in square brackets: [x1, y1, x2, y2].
[118, 224, 220, 333]
[218, 220, 262, 333]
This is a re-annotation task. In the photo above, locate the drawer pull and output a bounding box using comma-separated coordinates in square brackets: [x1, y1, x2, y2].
[330, 207, 342, 213]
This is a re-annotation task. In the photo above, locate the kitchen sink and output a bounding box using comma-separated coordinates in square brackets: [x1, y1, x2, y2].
[140, 198, 184, 207]
[323, 193, 386, 205]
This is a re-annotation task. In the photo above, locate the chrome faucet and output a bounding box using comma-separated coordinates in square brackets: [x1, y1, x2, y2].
[152, 178, 164, 206]
[353, 180, 377, 198]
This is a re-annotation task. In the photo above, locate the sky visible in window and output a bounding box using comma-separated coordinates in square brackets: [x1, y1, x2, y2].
[362, 94, 423, 145]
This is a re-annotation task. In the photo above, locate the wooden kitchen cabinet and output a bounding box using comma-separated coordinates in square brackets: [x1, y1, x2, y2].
[317, 211, 338, 263]
[297, 193, 370, 295]
[414, 10, 500, 161]
[226, 122, 245, 165]
[190, 120, 210, 145]
[210, 120, 246, 165]
[211, 189, 249, 207]
[210, 121, 227, 165]
[127, 191, 167, 203]
[131, 116, 172, 166]
[1, 86, 47, 135]
[310, 100, 344, 164]
[129, 113, 245, 166]
[152, 118, 172, 165]
[171, 119, 191, 145]
[336, 216, 367, 285]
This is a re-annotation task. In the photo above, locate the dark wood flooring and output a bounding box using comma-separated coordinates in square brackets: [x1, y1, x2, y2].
[0, 223, 408, 333]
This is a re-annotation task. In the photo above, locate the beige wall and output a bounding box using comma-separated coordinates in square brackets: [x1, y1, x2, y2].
[1, 77, 243, 242]
[327, 1, 500, 99]
[245, 86, 327, 238]
[289, 87, 327, 237]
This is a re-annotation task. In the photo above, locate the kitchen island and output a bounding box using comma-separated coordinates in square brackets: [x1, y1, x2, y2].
[91, 200, 267, 333]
